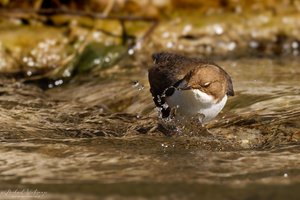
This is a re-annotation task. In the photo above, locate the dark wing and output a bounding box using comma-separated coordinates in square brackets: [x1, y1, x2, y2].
[149, 52, 198, 96]
[225, 73, 234, 96]
[148, 52, 203, 117]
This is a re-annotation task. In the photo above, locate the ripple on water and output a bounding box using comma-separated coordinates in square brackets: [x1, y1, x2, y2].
[0, 58, 300, 199]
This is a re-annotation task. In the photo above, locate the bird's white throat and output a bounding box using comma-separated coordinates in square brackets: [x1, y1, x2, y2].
[165, 88, 227, 123]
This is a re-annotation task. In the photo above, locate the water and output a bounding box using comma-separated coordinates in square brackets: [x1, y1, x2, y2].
[0, 57, 299, 199]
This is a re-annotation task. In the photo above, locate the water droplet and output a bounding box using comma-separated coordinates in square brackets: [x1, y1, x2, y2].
[241, 139, 249, 144]
[227, 42, 236, 51]
[128, 48, 134, 55]
[166, 41, 174, 48]
[27, 61, 35, 67]
[131, 81, 144, 91]
[162, 32, 170, 38]
[63, 69, 71, 77]
[104, 57, 111, 63]
[162, 103, 169, 109]
[182, 24, 192, 34]
[38, 42, 46, 49]
[161, 143, 169, 148]
[249, 41, 259, 48]
[22, 57, 28, 62]
[93, 31, 101, 39]
[251, 30, 258, 38]
[54, 79, 63, 86]
[157, 96, 161, 103]
[26, 71, 32, 76]
[93, 58, 101, 65]
[213, 25, 224, 35]
[283, 173, 288, 178]
[292, 41, 299, 49]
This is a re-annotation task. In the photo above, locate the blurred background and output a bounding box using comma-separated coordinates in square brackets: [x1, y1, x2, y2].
[0, 1, 300, 200]
[1, 0, 300, 78]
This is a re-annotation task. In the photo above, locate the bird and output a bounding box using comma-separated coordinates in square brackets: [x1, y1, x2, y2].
[148, 52, 234, 124]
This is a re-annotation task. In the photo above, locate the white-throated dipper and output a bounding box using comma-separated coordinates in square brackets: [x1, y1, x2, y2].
[148, 52, 234, 123]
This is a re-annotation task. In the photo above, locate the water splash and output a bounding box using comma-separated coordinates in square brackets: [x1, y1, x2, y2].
[131, 80, 144, 91]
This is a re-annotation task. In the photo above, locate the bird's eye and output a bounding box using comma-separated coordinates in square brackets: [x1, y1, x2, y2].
[202, 82, 211, 87]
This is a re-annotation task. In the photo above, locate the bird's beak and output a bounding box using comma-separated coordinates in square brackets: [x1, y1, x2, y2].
[174, 79, 192, 90]
[178, 83, 192, 90]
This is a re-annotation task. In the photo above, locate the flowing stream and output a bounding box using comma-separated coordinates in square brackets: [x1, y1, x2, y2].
[0, 56, 299, 199]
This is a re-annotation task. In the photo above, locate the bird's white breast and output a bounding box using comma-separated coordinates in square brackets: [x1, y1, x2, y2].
[165, 89, 227, 123]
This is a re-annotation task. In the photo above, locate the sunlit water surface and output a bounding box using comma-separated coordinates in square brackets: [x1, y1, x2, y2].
[0, 58, 299, 199]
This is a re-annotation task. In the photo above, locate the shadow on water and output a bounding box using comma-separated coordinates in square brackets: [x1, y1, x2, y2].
[0, 56, 299, 199]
